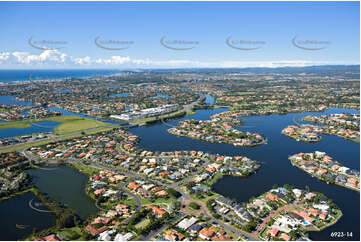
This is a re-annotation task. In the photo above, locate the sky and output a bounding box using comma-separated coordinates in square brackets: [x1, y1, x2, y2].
[0, 1, 359, 69]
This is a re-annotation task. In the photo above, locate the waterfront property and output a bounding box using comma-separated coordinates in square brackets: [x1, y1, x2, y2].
[303, 114, 360, 142]
[168, 111, 266, 147]
[289, 152, 360, 192]
[282, 124, 323, 142]
[211, 185, 342, 241]
[0, 67, 359, 241]
[110, 104, 179, 122]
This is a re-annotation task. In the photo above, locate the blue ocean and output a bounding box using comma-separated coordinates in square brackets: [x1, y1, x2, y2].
[0, 69, 120, 82]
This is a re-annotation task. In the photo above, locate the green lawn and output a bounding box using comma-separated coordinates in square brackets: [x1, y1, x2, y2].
[70, 162, 100, 176]
[135, 218, 150, 229]
[0, 125, 119, 153]
[0, 120, 31, 129]
[0, 115, 107, 135]
[52, 117, 107, 134]
[140, 196, 177, 205]
[57, 227, 84, 240]
[235, 91, 256, 96]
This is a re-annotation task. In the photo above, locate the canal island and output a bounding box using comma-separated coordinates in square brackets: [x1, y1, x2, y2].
[282, 113, 360, 143]
[289, 152, 360, 192]
[168, 112, 267, 147]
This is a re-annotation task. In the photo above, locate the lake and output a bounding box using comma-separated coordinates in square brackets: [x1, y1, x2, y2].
[0, 95, 32, 106]
[0, 121, 60, 138]
[0, 166, 98, 240]
[0, 192, 56, 241]
[27, 165, 98, 219]
[109, 92, 129, 98]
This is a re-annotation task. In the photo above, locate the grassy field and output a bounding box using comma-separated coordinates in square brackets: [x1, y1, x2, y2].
[52, 116, 107, 134]
[0, 120, 31, 129]
[70, 162, 101, 176]
[235, 91, 256, 96]
[0, 125, 119, 153]
[0, 115, 107, 134]
[140, 196, 177, 205]
[135, 218, 150, 229]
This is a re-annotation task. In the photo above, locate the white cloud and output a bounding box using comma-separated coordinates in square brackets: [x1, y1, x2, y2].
[0, 50, 346, 68]
[7, 50, 69, 65]
[0, 52, 10, 62]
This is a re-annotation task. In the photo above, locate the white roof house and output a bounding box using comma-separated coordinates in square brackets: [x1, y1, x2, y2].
[98, 229, 115, 241]
[177, 217, 198, 230]
[114, 232, 134, 241]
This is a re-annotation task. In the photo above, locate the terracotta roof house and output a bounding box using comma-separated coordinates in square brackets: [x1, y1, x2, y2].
[128, 182, 141, 191]
[267, 193, 278, 201]
[163, 230, 184, 241]
[267, 228, 279, 237]
[199, 227, 217, 240]
[86, 224, 108, 236]
[146, 205, 168, 217]
[280, 233, 291, 241]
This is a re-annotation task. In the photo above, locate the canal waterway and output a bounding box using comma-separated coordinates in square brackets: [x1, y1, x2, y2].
[0, 90, 359, 240]
[130, 106, 360, 241]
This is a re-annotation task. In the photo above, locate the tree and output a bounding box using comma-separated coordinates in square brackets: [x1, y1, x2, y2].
[189, 202, 200, 210]
[166, 188, 181, 198]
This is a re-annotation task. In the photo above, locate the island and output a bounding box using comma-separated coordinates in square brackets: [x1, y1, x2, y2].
[303, 113, 360, 142]
[289, 151, 360, 192]
[168, 112, 266, 147]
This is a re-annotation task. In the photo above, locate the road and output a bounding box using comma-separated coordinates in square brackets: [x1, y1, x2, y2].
[117, 183, 142, 223]
[1, 123, 120, 152]
[22, 137, 258, 240]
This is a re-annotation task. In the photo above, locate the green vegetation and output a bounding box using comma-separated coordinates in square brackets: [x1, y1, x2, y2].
[188, 202, 200, 210]
[0, 120, 30, 129]
[140, 196, 177, 206]
[166, 187, 181, 198]
[70, 162, 100, 176]
[0, 125, 120, 153]
[135, 218, 151, 229]
[52, 116, 107, 135]
[56, 227, 84, 240]
[0, 115, 108, 135]
[33, 188, 82, 228]
[349, 137, 360, 143]
[0, 187, 37, 203]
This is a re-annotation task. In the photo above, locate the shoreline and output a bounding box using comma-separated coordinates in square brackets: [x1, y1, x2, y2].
[168, 129, 267, 147]
[289, 160, 360, 193]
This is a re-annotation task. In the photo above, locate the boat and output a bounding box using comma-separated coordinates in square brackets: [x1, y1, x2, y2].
[16, 224, 29, 229]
